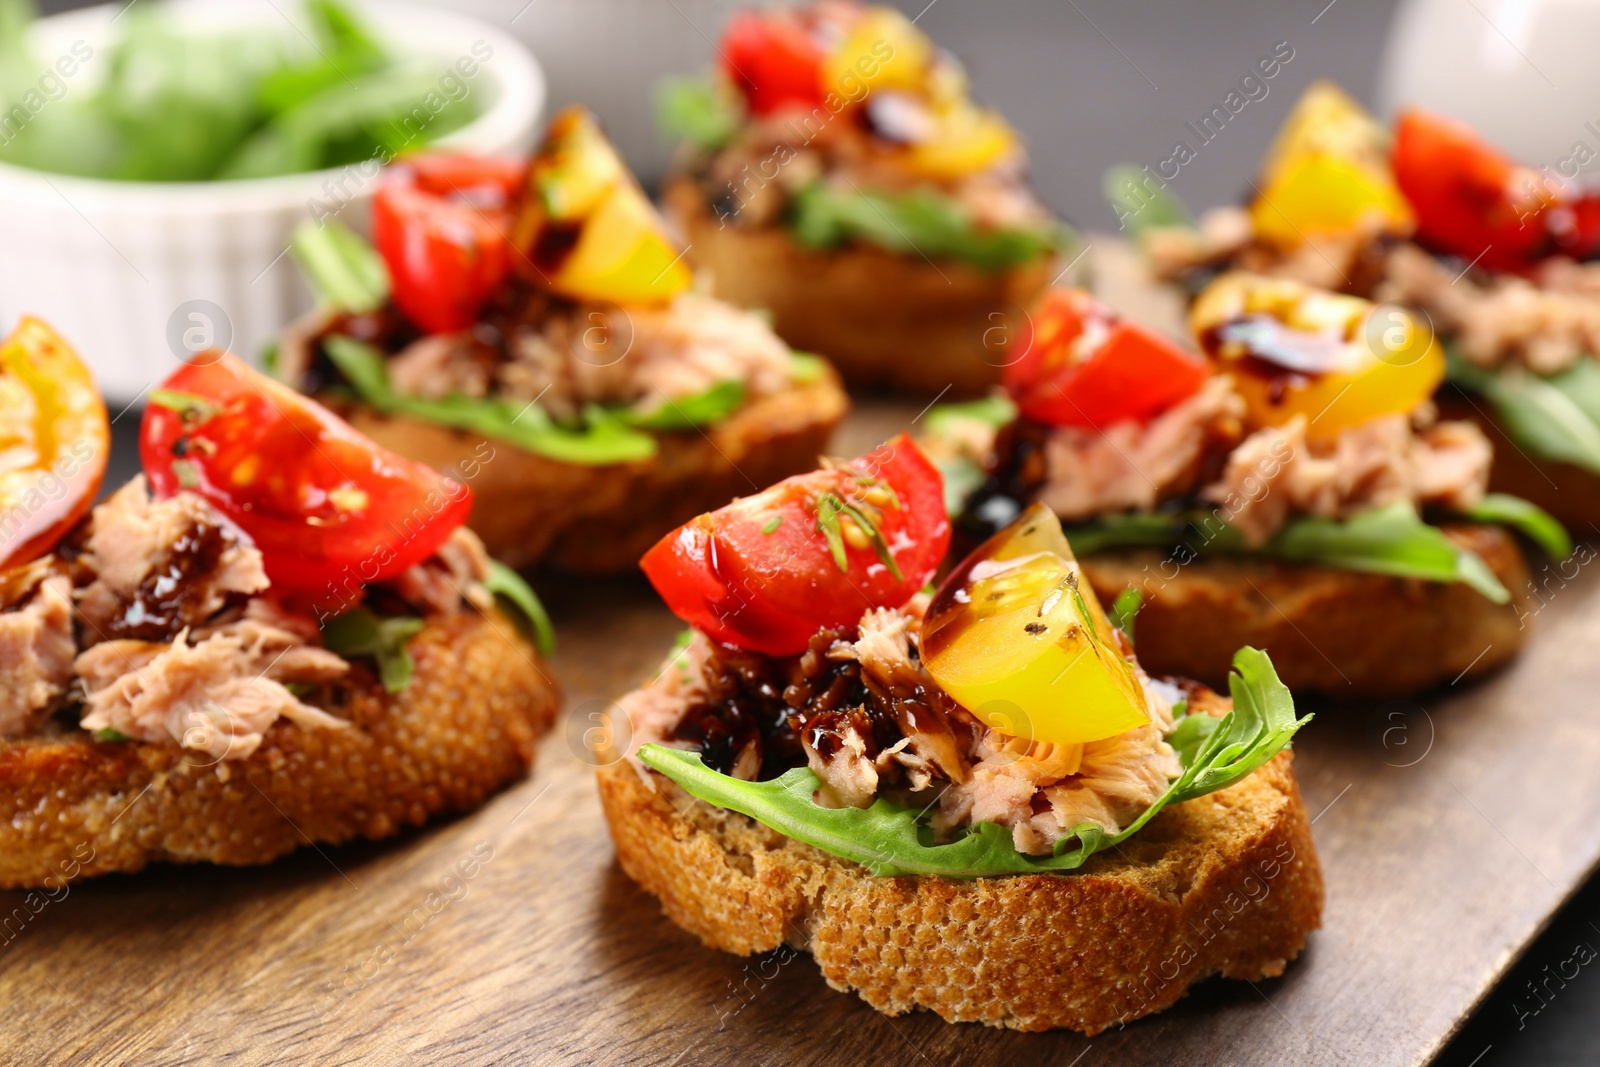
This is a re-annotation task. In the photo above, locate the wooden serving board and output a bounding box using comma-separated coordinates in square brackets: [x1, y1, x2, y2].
[7, 252, 1598, 1066]
[2, 400, 1596, 1067]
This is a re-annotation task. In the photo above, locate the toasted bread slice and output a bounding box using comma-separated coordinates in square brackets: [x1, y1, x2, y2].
[0, 610, 557, 889]
[664, 178, 1053, 397]
[599, 726, 1321, 1034]
[335, 372, 848, 574]
[1080, 524, 1532, 697]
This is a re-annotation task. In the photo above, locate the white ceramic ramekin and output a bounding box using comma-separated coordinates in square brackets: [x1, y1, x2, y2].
[0, 0, 545, 403]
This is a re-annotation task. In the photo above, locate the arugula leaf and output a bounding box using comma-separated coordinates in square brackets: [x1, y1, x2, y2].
[788, 182, 1069, 273]
[1448, 351, 1600, 474]
[1062, 502, 1513, 603]
[622, 380, 746, 431]
[321, 336, 659, 465]
[482, 560, 555, 658]
[1457, 493, 1572, 559]
[321, 608, 425, 693]
[640, 647, 1308, 878]
[923, 395, 1016, 515]
[788, 351, 830, 384]
[924, 395, 1017, 439]
[1109, 586, 1142, 643]
[290, 219, 390, 313]
[1102, 163, 1190, 237]
[655, 75, 739, 151]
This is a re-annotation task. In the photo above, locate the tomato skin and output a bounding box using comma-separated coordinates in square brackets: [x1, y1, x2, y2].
[371, 155, 524, 335]
[720, 9, 827, 116]
[0, 318, 109, 570]
[1392, 108, 1600, 273]
[1002, 288, 1209, 431]
[641, 434, 950, 656]
[140, 353, 472, 598]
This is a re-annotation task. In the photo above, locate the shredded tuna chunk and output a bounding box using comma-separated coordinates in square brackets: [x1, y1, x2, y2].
[77, 620, 348, 761]
[1034, 376, 1244, 521]
[1205, 413, 1491, 546]
[76, 477, 268, 646]
[0, 561, 75, 737]
[633, 603, 1184, 855]
[497, 294, 795, 423]
[386, 526, 495, 616]
[1381, 244, 1600, 374]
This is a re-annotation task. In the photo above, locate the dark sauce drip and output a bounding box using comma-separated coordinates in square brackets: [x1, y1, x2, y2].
[308, 279, 580, 393]
[951, 417, 1054, 557]
[530, 222, 583, 277]
[671, 626, 917, 780]
[101, 519, 233, 642]
[1200, 315, 1348, 408]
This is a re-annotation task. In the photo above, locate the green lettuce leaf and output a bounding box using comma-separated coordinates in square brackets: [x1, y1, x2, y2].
[1102, 162, 1191, 237]
[640, 647, 1307, 878]
[482, 560, 555, 658]
[923, 395, 1016, 514]
[1448, 351, 1600, 474]
[322, 336, 659, 465]
[788, 182, 1068, 273]
[1459, 492, 1572, 558]
[655, 75, 740, 151]
[621, 380, 746, 431]
[321, 607, 425, 693]
[290, 219, 390, 313]
[1062, 501, 1514, 603]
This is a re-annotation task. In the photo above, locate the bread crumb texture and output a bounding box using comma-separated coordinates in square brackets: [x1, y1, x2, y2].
[598, 747, 1323, 1034]
[0, 610, 557, 888]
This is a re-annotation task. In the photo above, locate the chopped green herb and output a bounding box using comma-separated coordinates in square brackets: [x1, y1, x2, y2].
[762, 516, 783, 534]
[92, 728, 132, 743]
[815, 493, 849, 572]
[149, 390, 219, 426]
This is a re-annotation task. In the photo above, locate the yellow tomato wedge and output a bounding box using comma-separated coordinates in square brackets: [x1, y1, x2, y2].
[0, 318, 108, 570]
[904, 102, 1018, 179]
[922, 503, 1149, 746]
[1251, 80, 1413, 248]
[1191, 272, 1442, 439]
[824, 6, 933, 97]
[515, 106, 690, 305]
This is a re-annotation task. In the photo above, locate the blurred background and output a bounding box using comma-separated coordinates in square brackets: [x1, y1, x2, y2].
[17, 1, 1600, 1063]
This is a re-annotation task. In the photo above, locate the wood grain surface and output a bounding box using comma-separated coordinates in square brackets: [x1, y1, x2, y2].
[4, 254, 1597, 1066]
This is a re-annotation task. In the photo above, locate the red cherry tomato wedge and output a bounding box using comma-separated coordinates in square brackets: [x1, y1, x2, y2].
[372, 154, 527, 335]
[1392, 108, 1600, 273]
[140, 352, 472, 598]
[641, 434, 949, 656]
[720, 9, 827, 116]
[1002, 288, 1209, 431]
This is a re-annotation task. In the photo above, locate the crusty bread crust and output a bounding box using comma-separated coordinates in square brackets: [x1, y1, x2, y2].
[335, 374, 848, 574]
[0, 610, 558, 889]
[1080, 524, 1532, 697]
[597, 725, 1323, 1034]
[665, 177, 1053, 397]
